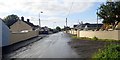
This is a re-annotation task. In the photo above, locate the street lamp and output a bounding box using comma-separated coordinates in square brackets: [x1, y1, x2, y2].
[96, 9, 99, 29]
[39, 11, 43, 27]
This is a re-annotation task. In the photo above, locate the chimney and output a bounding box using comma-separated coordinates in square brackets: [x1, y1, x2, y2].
[27, 19, 30, 22]
[21, 16, 24, 21]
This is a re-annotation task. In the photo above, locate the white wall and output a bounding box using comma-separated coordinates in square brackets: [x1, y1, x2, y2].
[0, 19, 2, 59]
[69, 30, 120, 40]
[0, 19, 39, 47]
[79, 30, 119, 40]
[0, 20, 2, 47]
[0, 19, 10, 47]
[69, 29, 77, 35]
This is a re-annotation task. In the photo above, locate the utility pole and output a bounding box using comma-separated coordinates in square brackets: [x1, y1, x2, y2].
[39, 13, 41, 27]
[66, 18, 67, 27]
[65, 18, 68, 33]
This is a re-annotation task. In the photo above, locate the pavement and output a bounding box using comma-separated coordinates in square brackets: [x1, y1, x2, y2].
[2, 34, 47, 58]
[4, 32, 80, 58]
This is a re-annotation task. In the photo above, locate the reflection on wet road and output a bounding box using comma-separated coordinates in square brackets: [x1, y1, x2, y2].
[9, 32, 80, 58]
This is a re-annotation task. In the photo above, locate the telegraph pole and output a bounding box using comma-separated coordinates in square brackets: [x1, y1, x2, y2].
[39, 13, 41, 27]
[65, 18, 68, 33]
[66, 18, 67, 27]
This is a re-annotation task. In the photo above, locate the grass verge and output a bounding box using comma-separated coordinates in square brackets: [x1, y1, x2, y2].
[92, 44, 120, 59]
[71, 35, 120, 59]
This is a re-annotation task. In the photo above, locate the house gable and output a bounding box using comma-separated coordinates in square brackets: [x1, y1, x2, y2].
[10, 20, 32, 32]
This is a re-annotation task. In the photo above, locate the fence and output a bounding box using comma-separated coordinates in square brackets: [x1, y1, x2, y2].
[68, 30, 120, 40]
[10, 30, 39, 44]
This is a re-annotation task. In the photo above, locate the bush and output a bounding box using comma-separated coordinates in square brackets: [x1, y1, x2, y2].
[72, 36, 91, 40]
[92, 44, 120, 59]
[92, 36, 98, 40]
[72, 36, 78, 39]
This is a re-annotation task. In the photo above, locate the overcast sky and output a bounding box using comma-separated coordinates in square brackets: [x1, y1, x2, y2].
[0, 0, 108, 28]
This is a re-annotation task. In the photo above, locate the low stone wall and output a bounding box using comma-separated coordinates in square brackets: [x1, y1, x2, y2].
[68, 30, 120, 40]
[10, 30, 39, 45]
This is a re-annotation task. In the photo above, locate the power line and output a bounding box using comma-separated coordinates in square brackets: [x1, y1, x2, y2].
[65, 0, 74, 27]
[66, 1, 74, 18]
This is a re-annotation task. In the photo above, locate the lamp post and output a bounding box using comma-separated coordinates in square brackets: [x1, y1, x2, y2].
[39, 11, 43, 27]
[97, 9, 99, 29]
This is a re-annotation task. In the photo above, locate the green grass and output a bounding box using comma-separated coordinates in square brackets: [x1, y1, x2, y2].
[72, 36, 91, 40]
[92, 44, 120, 59]
[71, 35, 120, 59]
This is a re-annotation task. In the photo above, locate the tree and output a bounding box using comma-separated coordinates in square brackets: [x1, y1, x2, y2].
[114, 2, 120, 22]
[56, 26, 61, 31]
[97, 1, 120, 29]
[3, 14, 19, 28]
[97, 2, 116, 25]
[63, 26, 71, 31]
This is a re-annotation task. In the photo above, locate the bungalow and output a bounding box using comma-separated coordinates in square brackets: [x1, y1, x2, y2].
[74, 23, 103, 30]
[10, 16, 39, 33]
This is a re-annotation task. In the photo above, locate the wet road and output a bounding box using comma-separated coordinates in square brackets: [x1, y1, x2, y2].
[8, 32, 80, 58]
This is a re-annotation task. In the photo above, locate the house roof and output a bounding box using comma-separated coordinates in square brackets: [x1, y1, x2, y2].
[23, 21, 35, 27]
[74, 23, 103, 29]
[10, 19, 37, 28]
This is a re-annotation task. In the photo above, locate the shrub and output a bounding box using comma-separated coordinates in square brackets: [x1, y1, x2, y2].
[92, 44, 120, 59]
[72, 36, 78, 39]
[92, 36, 98, 40]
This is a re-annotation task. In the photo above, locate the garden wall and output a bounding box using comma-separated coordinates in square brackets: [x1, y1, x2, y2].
[69, 30, 120, 40]
[10, 30, 39, 44]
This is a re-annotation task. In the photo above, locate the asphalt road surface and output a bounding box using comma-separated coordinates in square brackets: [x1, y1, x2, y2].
[7, 32, 80, 58]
